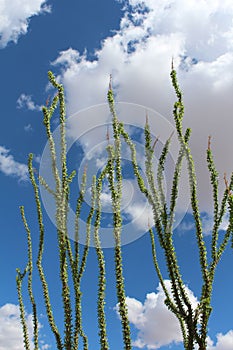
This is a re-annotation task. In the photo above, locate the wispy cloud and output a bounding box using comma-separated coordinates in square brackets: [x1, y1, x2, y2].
[178, 212, 230, 236]
[0, 0, 51, 48]
[24, 123, 33, 132]
[0, 146, 28, 181]
[17, 94, 42, 111]
[34, 154, 41, 164]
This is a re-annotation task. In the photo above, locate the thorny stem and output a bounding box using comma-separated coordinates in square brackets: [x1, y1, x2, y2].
[20, 206, 39, 350]
[107, 85, 132, 350]
[17, 68, 233, 350]
[94, 170, 109, 350]
[28, 153, 63, 350]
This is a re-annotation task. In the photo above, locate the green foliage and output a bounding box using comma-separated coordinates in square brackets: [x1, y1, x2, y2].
[17, 69, 233, 350]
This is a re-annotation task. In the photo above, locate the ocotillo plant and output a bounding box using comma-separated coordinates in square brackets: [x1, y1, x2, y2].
[17, 70, 131, 350]
[17, 68, 233, 350]
[113, 67, 233, 349]
[16, 72, 104, 350]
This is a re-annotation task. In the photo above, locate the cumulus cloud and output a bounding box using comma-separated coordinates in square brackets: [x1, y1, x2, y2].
[124, 200, 153, 232]
[50, 0, 233, 217]
[0, 0, 51, 48]
[117, 280, 198, 349]
[17, 94, 42, 111]
[0, 303, 50, 350]
[118, 280, 233, 349]
[0, 303, 34, 350]
[208, 330, 233, 350]
[0, 146, 28, 181]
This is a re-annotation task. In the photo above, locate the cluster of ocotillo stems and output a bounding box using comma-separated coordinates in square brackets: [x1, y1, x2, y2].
[16, 66, 233, 350]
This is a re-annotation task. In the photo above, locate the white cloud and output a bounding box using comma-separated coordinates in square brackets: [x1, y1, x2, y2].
[177, 212, 230, 236]
[34, 154, 41, 164]
[118, 280, 198, 349]
[0, 303, 34, 350]
[124, 200, 153, 231]
[208, 330, 233, 350]
[50, 0, 233, 217]
[17, 94, 42, 111]
[52, 47, 81, 69]
[201, 212, 230, 235]
[41, 345, 50, 350]
[0, 146, 28, 181]
[100, 185, 112, 209]
[0, 303, 50, 350]
[99, 179, 135, 212]
[0, 0, 51, 48]
[120, 280, 233, 349]
[177, 219, 195, 233]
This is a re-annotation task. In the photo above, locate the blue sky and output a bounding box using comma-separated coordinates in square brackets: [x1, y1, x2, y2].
[0, 0, 233, 349]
